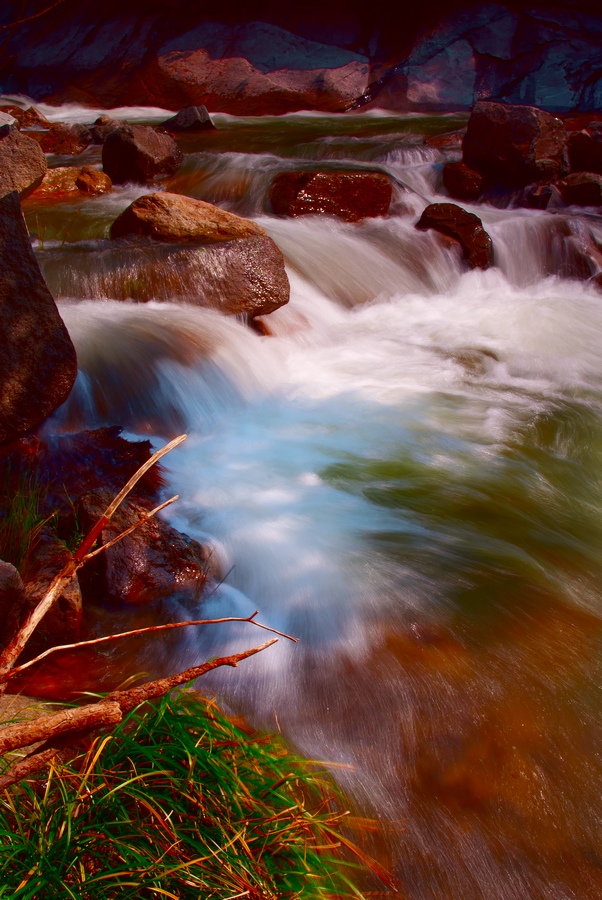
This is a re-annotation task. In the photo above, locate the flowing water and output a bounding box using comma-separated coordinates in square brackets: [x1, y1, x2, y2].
[14, 99, 602, 898]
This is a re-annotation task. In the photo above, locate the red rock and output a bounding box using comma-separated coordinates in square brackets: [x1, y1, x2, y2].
[102, 125, 183, 184]
[442, 161, 487, 201]
[463, 101, 568, 188]
[568, 126, 602, 175]
[556, 172, 602, 207]
[76, 490, 213, 606]
[30, 123, 93, 155]
[269, 171, 392, 222]
[30, 165, 112, 198]
[416, 202, 494, 269]
[0, 104, 50, 129]
[0, 191, 77, 443]
[110, 191, 265, 243]
[0, 131, 46, 198]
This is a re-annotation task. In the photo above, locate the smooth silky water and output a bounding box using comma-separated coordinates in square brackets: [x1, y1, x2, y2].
[16, 103, 602, 898]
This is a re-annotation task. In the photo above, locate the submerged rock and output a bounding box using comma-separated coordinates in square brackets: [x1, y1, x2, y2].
[462, 101, 568, 188]
[31, 165, 112, 198]
[0, 191, 77, 443]
[416, 202, 494, 270]
[110, 191, 265, 242]
[0, 130, 46, 197]
[162, 105, 216, 132]
[269, 171, 392, 222]
[102, 125, 183, 184]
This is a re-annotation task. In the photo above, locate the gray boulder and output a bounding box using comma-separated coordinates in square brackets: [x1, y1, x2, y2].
[0, 191, 77, 443]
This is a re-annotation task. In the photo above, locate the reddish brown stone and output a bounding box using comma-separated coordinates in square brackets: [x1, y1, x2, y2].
[0, 105, 50, 129]
[556, 172, 602, 207]
[416, 202, 494, 270]
[102, 125, 183, 184]
[30, 123, 93, 155]
[442, 161, 487, 202]
[269, 171, 392, 222]
[568, 126, 602, 175]
[463, 101, 568, 188]
[30, 165, 112, 198]
[0, 131, 46, 198]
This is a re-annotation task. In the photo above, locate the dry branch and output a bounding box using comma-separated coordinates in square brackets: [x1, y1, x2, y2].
[0, 701, 122, 755]
[5, 613, 296, 682]
[0, 747, 59, 791]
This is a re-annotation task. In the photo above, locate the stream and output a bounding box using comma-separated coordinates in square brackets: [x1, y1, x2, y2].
[16, 101, 602, 899]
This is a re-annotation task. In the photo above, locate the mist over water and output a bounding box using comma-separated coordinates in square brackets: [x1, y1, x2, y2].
[29, 107, 602, 899]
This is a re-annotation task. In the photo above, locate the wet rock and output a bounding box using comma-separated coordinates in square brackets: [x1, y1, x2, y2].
[269, 171, 392, 222]
[519, 183, 556, 210]
[76, 490, 213, 606]
[416, 202, 494, 270]
[0, 190, 77, 443]
[0, 131, 46, 198]
[568, 125, 602, 175]
[0, 561, 25, 649]
[0, 105, 49, 129]
[556, 172, 602, 207]
[110, 191, 265, 243]
[0, 112, 17, 138]
[162, 105, 215, 132]
[30, 122, 93, 155]
[18, 528, 82, 650]
[88, 115, 121, 144]
[30, 165, 112, 198]
[102, 125, 183, 184]
[442, 161, 487, 202]
[463, 101, 568, 188]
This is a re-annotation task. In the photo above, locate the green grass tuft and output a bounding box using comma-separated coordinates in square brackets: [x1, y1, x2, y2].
[0, 690, 367, 899]
[0, 468, 49, 571]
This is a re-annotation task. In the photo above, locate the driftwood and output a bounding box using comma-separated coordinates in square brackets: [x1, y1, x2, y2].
[0, 433, 286, 790]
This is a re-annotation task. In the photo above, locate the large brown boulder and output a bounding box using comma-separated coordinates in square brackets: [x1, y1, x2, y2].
[416, 202, 494, 270]
[0, 131, 46, 198]
[110, 191, 265, 243]
[102, 125, 183, 184]
[0, 191, 77, 444]
[30, 165, 112, 198]
[0, 105, 50, 129]
[462, 101, 568, 188]
[269, 171, 392, 222]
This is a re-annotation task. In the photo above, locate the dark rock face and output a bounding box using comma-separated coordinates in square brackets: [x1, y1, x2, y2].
[0, 561, 25, 650]
[162, 105, 216, 132]
[568, 126, 602, 175]
[0, 131, 46, 197]
[462, 101, 568, 188]
[77, 490, 212, 606]
[0, 191, 77, 444]
[29, 122, 92, 155]
[269, 171, 392, 222]
[442, 161, 488, 201]
[416, 202, 494, 270]
[556, 172, 602, 207]
[102, 125, 183, 184]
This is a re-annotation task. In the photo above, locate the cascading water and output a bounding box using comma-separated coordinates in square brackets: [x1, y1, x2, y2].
[20, 102, 602, 899]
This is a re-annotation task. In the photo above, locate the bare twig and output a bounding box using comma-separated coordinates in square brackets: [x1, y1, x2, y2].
[0, 435, 187, 685]
[4, 613, 296, 682]
[107, 639, 278, 714]
[82, 495, 179, 561]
